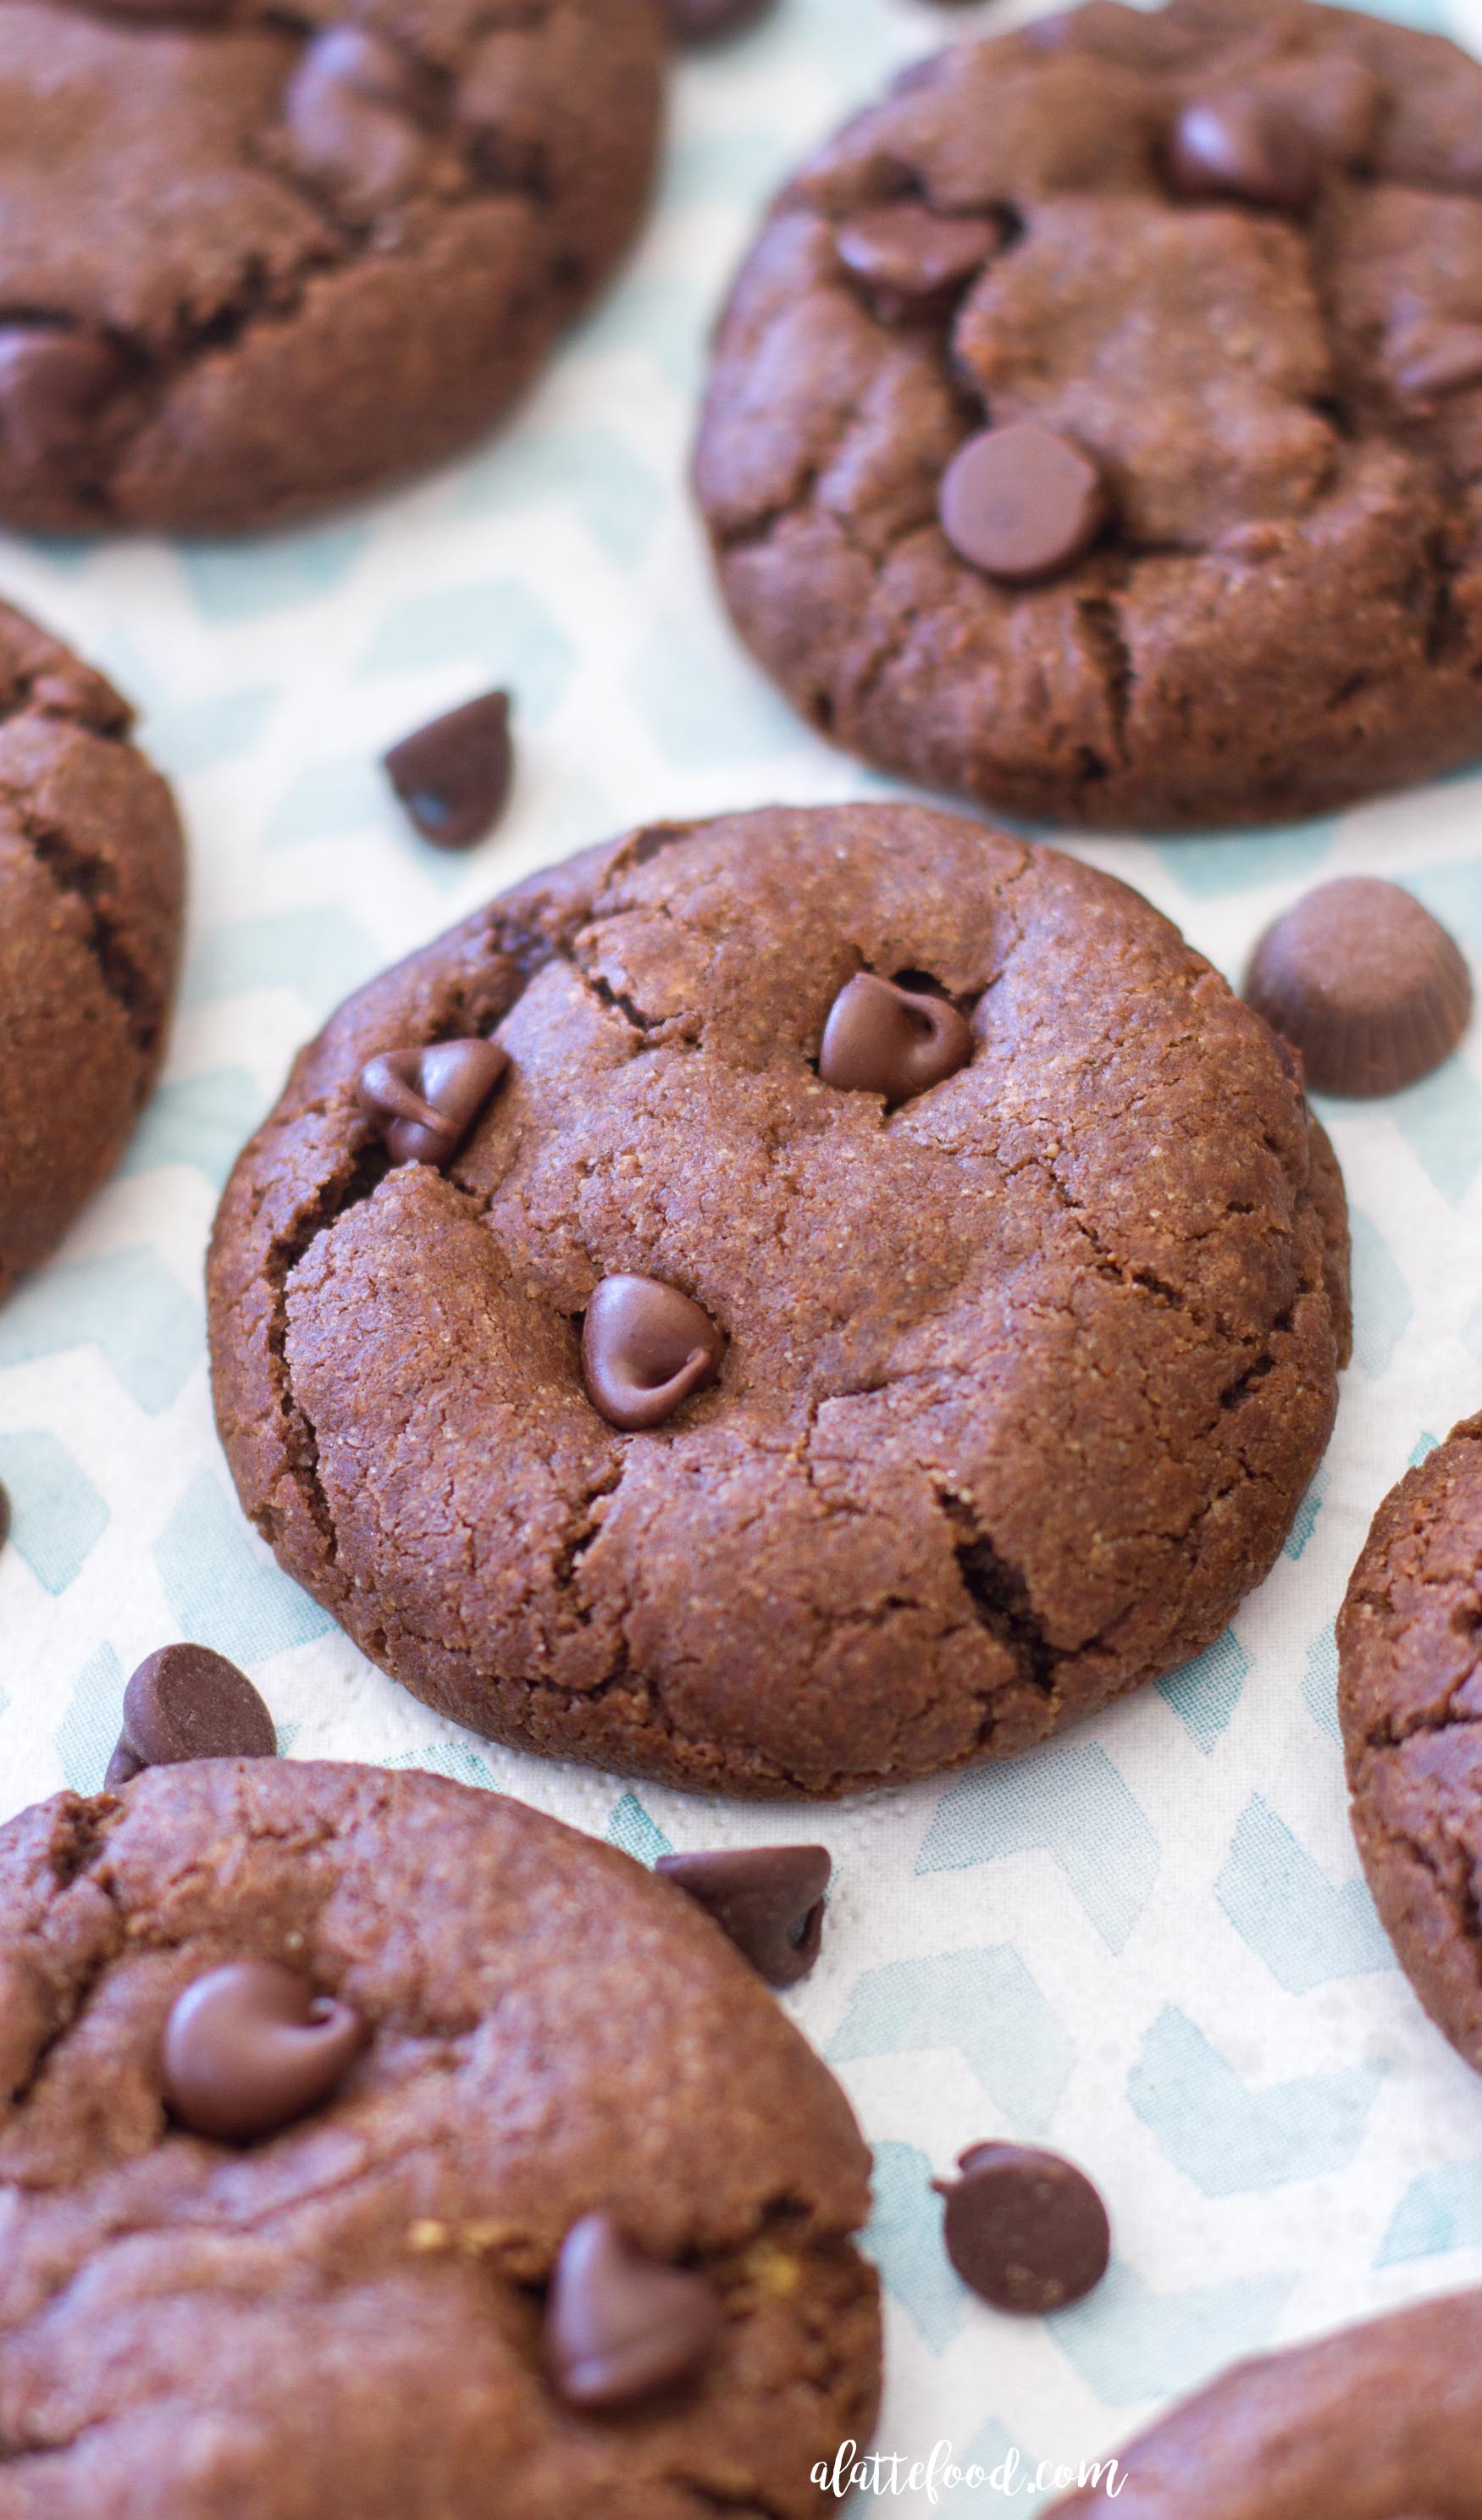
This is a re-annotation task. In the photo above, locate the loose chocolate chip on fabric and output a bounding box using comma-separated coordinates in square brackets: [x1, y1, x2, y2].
[357, 1038, 509, 1167]
[383, 692, 514, 850]
[659, 0, 775, 42]
[1394, 321, 1482, 407]
[835, 204, 1000, 312]
[938, 423, 1108, 585]
[163, 1961, 367, 2143]
[582, 1277, 723, 1432]
[1168, 93, 1324, 214]
[119, 1644, 277, 1772]
[0, 330, 122, 466]
[545, 2212, 723, 2411]
[936, 2142, 1110, 2313]
[656, 1846, 830, 1986]
[820, 972, 972, 1105]
[1244, 878, 1472, 1098]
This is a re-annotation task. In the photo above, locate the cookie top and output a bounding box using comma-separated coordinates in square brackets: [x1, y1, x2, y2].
[1338, 1412, 1482, 2072]
[0, 1759, 878, 2513]
[0, 0, 665, 533]
[1050, 2288, 1482, 2516]
[208, 804, 1350, 1799]
[0, 600, 183, 1299]
[694, 0, 1482, 830]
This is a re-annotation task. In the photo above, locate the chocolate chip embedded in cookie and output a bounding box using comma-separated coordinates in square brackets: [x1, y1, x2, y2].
[695, 0, 1482, 828]
[1339, 1416, 1482, 2074]
[0, 597, 183, 1303]
[0, 1760, 880, 2509]
[207, 803, 1350, 1799]
[0, 1, 665, 532]
[1048, 2289, 1482, 2516]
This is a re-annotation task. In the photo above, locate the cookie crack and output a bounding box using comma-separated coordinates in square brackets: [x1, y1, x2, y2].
[940, 1493, 1059, 1695]
[12, 808, 163, 1061]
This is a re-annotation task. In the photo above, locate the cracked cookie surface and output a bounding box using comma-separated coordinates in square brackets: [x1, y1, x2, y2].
[694, 0, 1482, 830]
[208, 805, 1351, 1798]
[0, 601, 183, 1300]
[1339, 1410, 1482, 2073]
[0, 1760, 878, 2516]
[0, 0, 665, 532]
[1050, 2286, 1482, 2516]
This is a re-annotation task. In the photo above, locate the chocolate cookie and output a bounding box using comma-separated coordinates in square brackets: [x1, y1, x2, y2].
[694, 0, 1482, 829]
[1050, 2288, 1482, 2516]
[0, 0, 665, 533]
[0, 599, 183, 1300]
[0, 1759, 879, 2512]
[207, 804, 1350, 1798]
[1338, 1413, 1482, 2074]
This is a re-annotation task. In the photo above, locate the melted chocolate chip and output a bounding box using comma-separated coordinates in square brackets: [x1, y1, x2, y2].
[935, 2142, 1110, 2313]
[383, 693, 513, 850]
[655, 1846, 830, 1986]
[820, 972, 972, 1105]
[109, 1645, 277, 1790]
[357, 1038, 508, 1167]
[0, 330, 123, 466]
[939, 422, 1108, 585]
[544, 2212, 722, 2411]
[1168, 93, 1324, 214]
[282, 29, 431, 219]
[836, 203, 1000, 313]
[163, 1961, 367, 2144]
[659, 0, 775, 41]
[1244, 878, 1472, 1098]
[581, 1277, 723, 1432]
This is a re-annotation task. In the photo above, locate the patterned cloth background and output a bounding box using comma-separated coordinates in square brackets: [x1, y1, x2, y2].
[2, 0, 1481, 2502]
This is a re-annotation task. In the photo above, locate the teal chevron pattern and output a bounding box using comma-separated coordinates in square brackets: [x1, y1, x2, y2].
[1129, 2008, 1385, 2194]
[919, 1745, 1159, 1952]
[0, 0, 1477, 2495]
[828, 1948, 1074, 2133]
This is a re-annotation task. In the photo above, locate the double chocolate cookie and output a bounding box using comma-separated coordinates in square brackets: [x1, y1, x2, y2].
[0, 0, 665, 532]
[1339, 1414, 1482, 2074]
[0, 1760, 879, 2513]
[1049, 2287, 1482, 2515]
[695, 0, 1482, 829]
[208, 804, 1350, 1797]
[0, 599, 183, 1300]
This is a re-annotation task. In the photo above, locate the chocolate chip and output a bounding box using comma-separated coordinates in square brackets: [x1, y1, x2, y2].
[1243, 878, 1472, 1099]
[118, 1644, 277, 1776]
[836, 204, 1000, 313]
[162, 1961, 367, 2144]
[1394, 321, 1482, 407]
[0, 1481, 9, 1554]
[382, 693, 513, 850]
[282, 29, 431, 218]
[357, 1038, 509, 1167]
[820, 972, 972, 1105]
[655, 1846, 830, 1986]
[104, 1741, 145, 1791]
[0, 330, 123, 466]
[935, 2142, 1110, 2314]
[938, 422, 1108, 585]
[544, 2212, 722, 2411]
[582, 1277, 723, 1432]
[659, 0, 775, 42]
[1168, 93, 1324, 214]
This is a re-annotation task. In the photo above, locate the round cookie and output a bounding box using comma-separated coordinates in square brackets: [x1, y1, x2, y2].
[694, 0, 1482, 830]
[0, 0, 666, 534]
[0, 1758, 879, 2514]
[207, 804, 1351, 1798]
[1338, 1412, 1482, 2072]
[0, 598, 184, 1300]
[1049, 2287, 1482, 2515]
